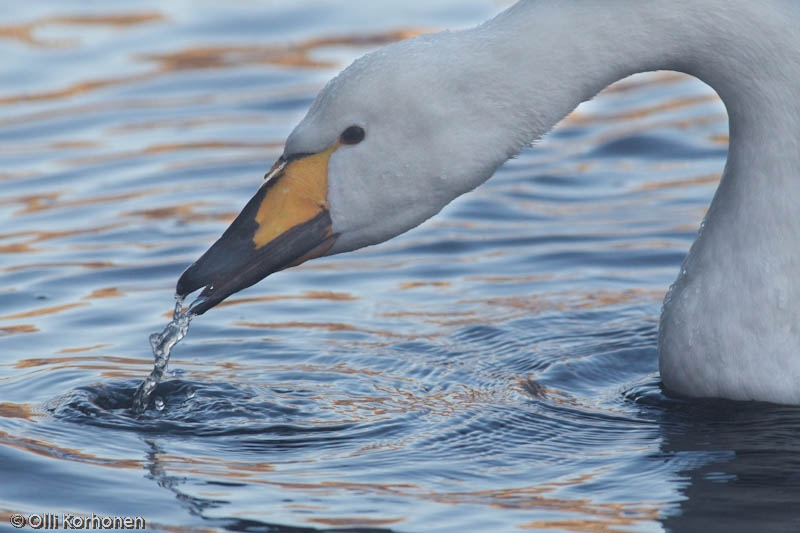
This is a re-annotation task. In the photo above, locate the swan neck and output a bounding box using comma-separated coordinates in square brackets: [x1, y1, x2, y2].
[479, 0, 800, 149]
[473, 0, 800, 402]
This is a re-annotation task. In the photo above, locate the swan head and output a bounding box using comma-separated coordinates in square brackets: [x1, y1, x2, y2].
[177, 31, 526, 314]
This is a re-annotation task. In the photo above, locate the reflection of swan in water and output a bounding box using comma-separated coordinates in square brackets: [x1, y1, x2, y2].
[175, 0, 800, 404]
[650, 395, 800, 531]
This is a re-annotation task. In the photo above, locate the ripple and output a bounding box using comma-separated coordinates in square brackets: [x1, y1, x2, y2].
[51, 380, 359, 436]
[587, 133, 726, 160]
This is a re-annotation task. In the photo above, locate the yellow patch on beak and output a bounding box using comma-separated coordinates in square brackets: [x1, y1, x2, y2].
[253, 143, 338, 248]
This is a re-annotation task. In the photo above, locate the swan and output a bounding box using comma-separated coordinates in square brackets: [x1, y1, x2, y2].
[174, 0, 800, 404]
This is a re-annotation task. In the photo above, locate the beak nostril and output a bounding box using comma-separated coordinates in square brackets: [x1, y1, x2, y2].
[263, 156, 288, 181]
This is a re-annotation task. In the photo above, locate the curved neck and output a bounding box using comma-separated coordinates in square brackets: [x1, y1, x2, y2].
[479, 0, 800, 156]
[473, 0, 800, 401]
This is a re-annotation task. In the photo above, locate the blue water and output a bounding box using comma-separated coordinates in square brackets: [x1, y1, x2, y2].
[2, 1, 800, 531]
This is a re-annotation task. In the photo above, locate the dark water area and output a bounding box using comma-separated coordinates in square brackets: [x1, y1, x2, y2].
[2, 1, 799, 531]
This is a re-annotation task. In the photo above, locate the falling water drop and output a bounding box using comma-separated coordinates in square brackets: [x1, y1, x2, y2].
[131, 295, 195, 414]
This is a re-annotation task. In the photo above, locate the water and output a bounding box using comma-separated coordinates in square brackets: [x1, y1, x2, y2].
[2, 1, 800, 531]
[131, 296, 192, 414]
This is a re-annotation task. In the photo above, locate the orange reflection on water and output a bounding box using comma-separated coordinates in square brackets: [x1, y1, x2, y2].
[0, 324, 38, 335]
[156, 454, 275, 480]
[208, 290, 358, 315]
[380, 308, 481, 328]
[0, 28, 424, 106]
[0, 170, 38, 182]
[63, 140, 280, 168]
[13, 189, 151, 215]
[0, 242, 34, 254]
[15, 354, 140, 370]
[399, 280, 452, 290]
[568, 91, 719, 126]
[145, 29, 424, 71]
[636, 172, 720, 192]
[2, 260, 115, 272]
[469, 287, 664, 315]
[307, 517, 404, 528]
[237, 321, 358, 333]
[174, 473, 660, 530]
[520, 507, 661, 532]
[57, 344, 112, 354]
[0, 302, 87, 321]
[0, 12, 163, 48]
[0, 224, 123, 257]
[125, 202, 236, 226]
[0, 74, 153, 106]
[0, 402, 38, 421]
[233, 320, 426, 343]
[0, 429, 142, 469]
[601, 72, 687, 94]
[83, 287, 124, 300]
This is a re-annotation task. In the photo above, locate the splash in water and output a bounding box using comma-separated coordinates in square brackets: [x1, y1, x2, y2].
[131, 295, 195, 414]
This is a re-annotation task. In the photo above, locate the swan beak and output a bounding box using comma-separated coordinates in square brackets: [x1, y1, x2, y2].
[176, 145, 339, 315]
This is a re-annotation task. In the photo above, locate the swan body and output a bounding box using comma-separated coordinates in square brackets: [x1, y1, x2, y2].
[178, 0, 800, 404]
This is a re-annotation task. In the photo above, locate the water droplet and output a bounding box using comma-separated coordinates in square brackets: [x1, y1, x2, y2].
[132, 294, 195, 414]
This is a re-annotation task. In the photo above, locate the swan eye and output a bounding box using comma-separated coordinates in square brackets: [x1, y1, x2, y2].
[340, 125, 365, 145]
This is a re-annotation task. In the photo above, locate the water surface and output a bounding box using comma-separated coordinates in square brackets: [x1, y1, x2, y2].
[2, 1, 799, 531]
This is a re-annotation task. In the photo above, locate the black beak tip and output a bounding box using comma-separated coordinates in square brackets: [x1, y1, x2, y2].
[175, 265, 202, 300]
[175, 266, 221, 316]
[172, 198, 335, 317]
